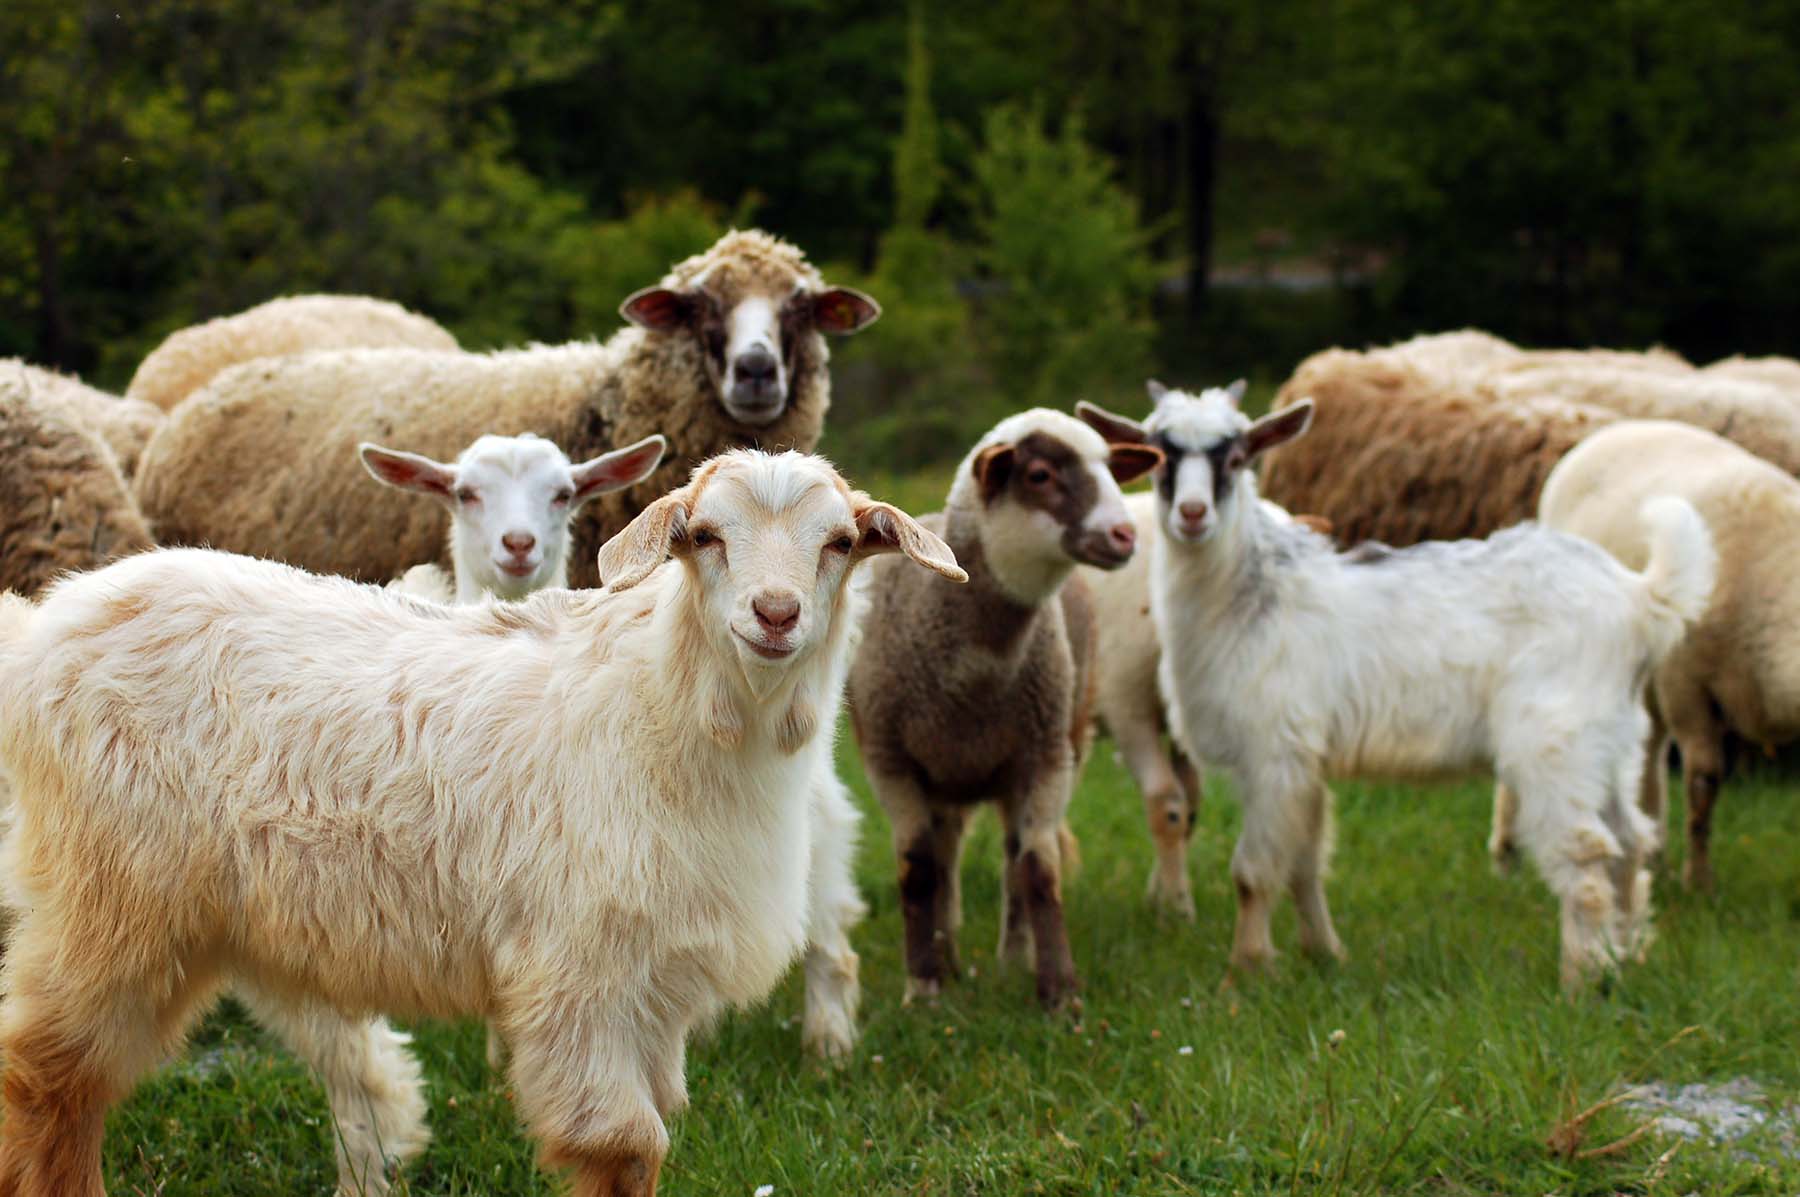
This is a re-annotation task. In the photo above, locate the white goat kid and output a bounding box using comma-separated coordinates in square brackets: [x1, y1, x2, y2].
[1078, 383, 1714, 992]
[361, 432, 666, 602]
[0, 449, 964, 1197]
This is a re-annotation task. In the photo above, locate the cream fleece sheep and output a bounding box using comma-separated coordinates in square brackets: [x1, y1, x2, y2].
[133, 231, 880, 589]
[2, 360, 163, 480]
[1701, 353, 1800, 394]
[125, 294, 457, 412]
[0, 449, 962, 1197]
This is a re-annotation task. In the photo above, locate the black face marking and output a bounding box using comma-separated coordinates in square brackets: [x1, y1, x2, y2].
[1154, 431, 1246, 508]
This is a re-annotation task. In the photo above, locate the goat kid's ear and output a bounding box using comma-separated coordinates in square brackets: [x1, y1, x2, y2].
[1107, 443, 1164, 484]
[359, 443, 456, 501]
[1224, 378, 1248, 407]
[570, 435, 668, 507]
[811, 287, 882, 335]
[972, 442, 1015, 502]
[852, 497, 967, 582]
[1245, 399, 1314, 460]
[596, 487, 691, 591]
[620, 287, 694, 332]
[1075, 400, 1149, 445]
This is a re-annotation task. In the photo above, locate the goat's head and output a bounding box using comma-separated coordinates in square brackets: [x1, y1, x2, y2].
[619, 230, 880, 428]
[360, 433, 666, 598]
[1077, 381, 1312, 545]
[598, 450, 963, 689]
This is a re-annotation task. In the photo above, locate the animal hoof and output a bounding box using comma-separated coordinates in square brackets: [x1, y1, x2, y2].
[903, 976, 942, 1006]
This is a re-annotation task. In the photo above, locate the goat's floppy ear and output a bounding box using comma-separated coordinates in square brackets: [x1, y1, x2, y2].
[570, 435, 668, 507]
[972, 443, 1015, 502]
[359, 443, 456, 502]
[811, 287, 882, 335]
[620, 287, 693, 331]
[1107, 444, 1164, 484]
[1245, 399, 1314, 460]
[1224, 378, 1248, 407]
[597, 487, 691, 590]
[1075, 400, 1149, 445]
[852, 496, 967, 582]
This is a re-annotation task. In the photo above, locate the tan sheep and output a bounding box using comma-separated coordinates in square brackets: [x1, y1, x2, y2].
[1257, 348, 1621, 546]
[1391, 329, 1693, 376]
[133, 231, 878, 588]
[0, 371, 154, 598]
[2, 360, 163, 480]
[125, 294, 458, 412]
[1702, 353, 1800, 394]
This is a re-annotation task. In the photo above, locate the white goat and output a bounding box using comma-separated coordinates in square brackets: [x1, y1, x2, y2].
[1078, 384, 1715, 991]
[0, 449, 963, 1197]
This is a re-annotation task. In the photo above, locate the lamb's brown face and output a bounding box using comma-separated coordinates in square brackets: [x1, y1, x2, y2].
[975, 432, 1145, 570]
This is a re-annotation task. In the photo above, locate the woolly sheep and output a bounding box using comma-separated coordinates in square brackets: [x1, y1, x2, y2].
[0, 449, 964, 1197]
[2, 360, 163, 480]
[133, 231, 881, 589]
[1257, 347, 1621, 546]
[1491, 420, 1800, 894]
[1701, 354, 1800, 393]
[0, 372, 154, 599]
[125, 294, 457, 412]
[848, 408, 1161, 1009]
[1082, 383, 1714, 990]
[1390, 329, 1693, 376]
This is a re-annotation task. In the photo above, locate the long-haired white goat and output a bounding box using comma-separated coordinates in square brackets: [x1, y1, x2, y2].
[0, 449, 963, 1197]
[1079, 384, 1714, 991]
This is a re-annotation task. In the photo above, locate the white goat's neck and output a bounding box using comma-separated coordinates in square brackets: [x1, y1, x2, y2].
[1158, 477, 1283, 621]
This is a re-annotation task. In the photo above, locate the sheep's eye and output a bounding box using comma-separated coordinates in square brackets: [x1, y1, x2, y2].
[552, 488, 574, 505]
[690, 528, 717, 548]
[1026, 465, 1055, 486]
[827, 535, 854, 554]
[455, 487, 478, 505]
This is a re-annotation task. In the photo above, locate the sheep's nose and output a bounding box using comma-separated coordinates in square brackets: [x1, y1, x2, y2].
[736, 345, 777, 383]
[753, 592, 800, 634]
[1107, 522, 1136, 554]
[501, 531, 536, 555]
[1177, 500, 1209, 524]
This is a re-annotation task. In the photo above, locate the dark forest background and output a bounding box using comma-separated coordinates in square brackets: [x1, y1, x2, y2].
[5, 0, 1799, 469]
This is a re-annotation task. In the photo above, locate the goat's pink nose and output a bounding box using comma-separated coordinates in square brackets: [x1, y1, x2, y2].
[1177, 500, 1209, 524]
[501, 531, 536, 555]
[1108, 522, 1136, 553]
[753, 593, 801, 634]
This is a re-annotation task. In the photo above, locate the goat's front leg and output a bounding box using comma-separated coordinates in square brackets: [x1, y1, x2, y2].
[1228, 764, 1317, 973]
[800, 771, 867, 1059]
[874, 771, 966, 1003]
[1000, 766, 1080, 1011]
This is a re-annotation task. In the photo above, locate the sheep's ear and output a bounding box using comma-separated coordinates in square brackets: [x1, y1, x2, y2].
[597, 487, 690, 590]
[1146, 379, 1170, 404]
[1075, 400, 1149, 445]
[1224, 378, 1248, 407]
[852, 496, 966, 582]
[1246, 399, 1314, 460]
[570, 435, 668, 508]
[1294, 513, 1335, 538]
[972, 443, 1015, 502]
[359, 443, 456, 502]
[620, 287, 693, 331]
[1107, 444, 1164, 484]
[811, 287, 881, 335]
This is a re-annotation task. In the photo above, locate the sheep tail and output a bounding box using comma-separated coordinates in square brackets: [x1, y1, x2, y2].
[1635, 496, 1716, 664]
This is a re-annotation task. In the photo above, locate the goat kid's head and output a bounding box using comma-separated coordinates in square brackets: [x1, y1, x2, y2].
[969, 409, 1161, 574]
[361, 433, 667, 599]
[1077, 381, 1313, 545]
[619, 231, 880, 429]
[599, 450, 964, 692]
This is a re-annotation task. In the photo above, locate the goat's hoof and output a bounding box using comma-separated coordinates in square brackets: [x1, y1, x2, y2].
[1037, 976, 1081, 1013]
[1147, 881, 1197, 921]
[1488, 839, 1519, 878]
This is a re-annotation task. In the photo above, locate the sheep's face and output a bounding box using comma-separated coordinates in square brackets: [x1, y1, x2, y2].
[621, 263, 880, 429]
[360, 433, 665, 599]
[598, 450, 964, 695]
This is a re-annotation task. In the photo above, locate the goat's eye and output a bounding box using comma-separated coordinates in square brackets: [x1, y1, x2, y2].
[690, 528, 717, 548]
[455, 487, 478, 505]
[552, 488, 574, 505]
[827, 535, 854, 554]
[1026, 465, 1054, 486]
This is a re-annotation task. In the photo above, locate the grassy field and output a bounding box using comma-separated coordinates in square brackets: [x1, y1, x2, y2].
[96, 731, 1800, 1196]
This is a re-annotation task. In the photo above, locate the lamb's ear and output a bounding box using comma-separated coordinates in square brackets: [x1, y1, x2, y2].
[1146, 379, 1169, 404]
[972, 442, 1015, 502]
[811, 287, 882, 335]
[359, 443, 456, 502]
[597, 487, 691, 591]
[620, 287, 693, 331]
[570, 435, 668, 507]
[1107, 444, 1164, 484]
[853, 497, 966, 582]
[1224, 378, 1248, 407]
[1245, 399, 1314, 460]
[1075, 400, 1149, 445]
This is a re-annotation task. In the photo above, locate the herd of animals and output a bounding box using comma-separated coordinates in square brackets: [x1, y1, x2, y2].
[0, 228, 1797, 1195]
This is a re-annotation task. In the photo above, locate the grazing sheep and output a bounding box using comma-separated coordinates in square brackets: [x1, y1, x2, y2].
[125, 294, 457, 412]
[1081, 383, 1714, 990]
[0, 449, 963, 1197]
[848, 408, 1161, 1009]
[0, 372, 154, 599]
[1257, 347, 1621, 546]
[1702, 354, 1800, 393]
[133, 231, 880, 588]
[2, 360, 163, 480]
[1489, 420, 1800, 894]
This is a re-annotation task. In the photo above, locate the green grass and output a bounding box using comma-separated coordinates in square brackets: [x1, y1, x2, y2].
[100, 739, 1800, 1195]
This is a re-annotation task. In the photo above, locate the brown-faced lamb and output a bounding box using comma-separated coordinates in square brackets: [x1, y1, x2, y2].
[132, 230, 880, 588]
[1490, 420, 1800, 894]
[0, 449, 962, 1197]
[847, 408, 1161, 1010]
[125, 294, 457, 412]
